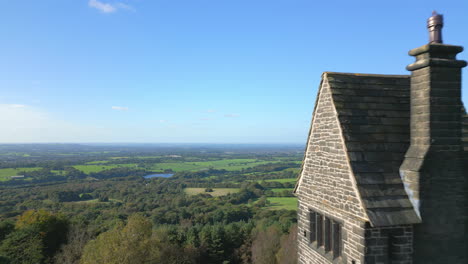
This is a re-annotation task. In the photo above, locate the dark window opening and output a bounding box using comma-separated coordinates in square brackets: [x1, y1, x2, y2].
[316, 214, 324, 246]
[324, 218, 332, 252]
[332, 221, 341, 258]
[308, 209, 342, 259]
[309, 212, 316, 242]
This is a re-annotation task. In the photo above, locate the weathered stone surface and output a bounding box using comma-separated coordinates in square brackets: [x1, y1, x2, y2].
[296, 77, 367, 264]
[401, 43, 467, 264]
[364, 225, 413, 264]
[296, 42, 467, 264]
[296, 73, 422, 264]
[463, 114, 468, 151]
[322, 73, 419, 227]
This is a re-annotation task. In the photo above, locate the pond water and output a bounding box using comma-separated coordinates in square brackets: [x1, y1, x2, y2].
[143, 173, 174, 179]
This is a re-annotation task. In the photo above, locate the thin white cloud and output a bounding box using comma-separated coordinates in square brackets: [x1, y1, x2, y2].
[159, 120, 167, 123]
[0, 104, 107, 143]
[89, 0, 116, 13]
[224, 114, 240, 118]
[206, 109, 216, 113]
[111, 106, 129, 111]
[88, 0, 134, 13]
[200, 118, 212, 121]
[8, 104, 27, 108]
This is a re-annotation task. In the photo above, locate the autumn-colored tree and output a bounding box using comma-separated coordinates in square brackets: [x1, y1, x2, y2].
[16, 209, 68, 260]
[251, 225, 282, 264]
[80, 214, 159, 264]
[0, 210, 68, 264]
[276, 225, 297, 264]
[53, 224, 93, 264]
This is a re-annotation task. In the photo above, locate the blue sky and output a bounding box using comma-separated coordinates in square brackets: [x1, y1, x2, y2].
[0, 0, 467, 143]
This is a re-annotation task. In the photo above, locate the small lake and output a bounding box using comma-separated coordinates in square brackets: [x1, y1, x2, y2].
[144, 173, 174, 179]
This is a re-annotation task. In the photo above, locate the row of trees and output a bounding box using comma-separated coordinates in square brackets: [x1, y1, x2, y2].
[0, 149, 301, 263]
[0, 177, 298, 264]
[0, 211, 297, 264]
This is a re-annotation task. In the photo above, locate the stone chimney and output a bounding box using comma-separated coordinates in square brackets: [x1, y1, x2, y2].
[400, 12, 468, 263]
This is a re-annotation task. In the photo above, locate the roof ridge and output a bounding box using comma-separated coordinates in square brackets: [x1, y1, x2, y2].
[324, 72, 410, 78]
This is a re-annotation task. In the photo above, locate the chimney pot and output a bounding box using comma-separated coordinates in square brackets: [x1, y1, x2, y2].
[427, 11, 443, 44]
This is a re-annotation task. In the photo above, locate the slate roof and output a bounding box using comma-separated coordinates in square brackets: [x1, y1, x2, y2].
[326, 72, 420, 226]
[296, 72, 468, 226]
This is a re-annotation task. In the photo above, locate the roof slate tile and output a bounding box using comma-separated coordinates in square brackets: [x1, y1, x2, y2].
[326, 72, 420, 226]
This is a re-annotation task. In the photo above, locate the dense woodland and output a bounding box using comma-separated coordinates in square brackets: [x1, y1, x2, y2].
[0, 144, 302, 264]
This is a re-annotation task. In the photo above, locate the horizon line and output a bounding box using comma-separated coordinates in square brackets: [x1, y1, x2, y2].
[0, 142, 305, 145]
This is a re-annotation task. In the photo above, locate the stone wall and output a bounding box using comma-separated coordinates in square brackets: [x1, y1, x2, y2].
[297, 77, 368, 264]
[297, 202, 367, 264]
[463, 114, 468, 152]
[401, 44, 468, 264]
[365, 225, 413, 264]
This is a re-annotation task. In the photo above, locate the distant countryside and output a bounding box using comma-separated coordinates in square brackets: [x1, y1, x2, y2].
[0, 144, 302, 263]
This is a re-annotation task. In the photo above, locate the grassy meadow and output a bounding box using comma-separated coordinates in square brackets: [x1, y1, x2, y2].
[184, 188, 241, 197]
[269, 188, 294, 193]
[0, 167, 42, 181]
[149, 159, 282, 172]
[263, 178, 296, 183]
[266, 197, 298, 210]
[73, 158, 292, 174]
[73, 164, 138, 173]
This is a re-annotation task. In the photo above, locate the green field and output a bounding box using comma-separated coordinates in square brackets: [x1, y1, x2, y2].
[73, 164, 138, 173]
[85, 160, 110, 164]
[134, 156, 164, 159]
[266, 197, 297, 210]
[71, 199, 100, 204]
[0, 167, 42, 181]
[148, 159, 287, 172]
[282, 167, 301, 173]
[66, 198, 122, 204]
[184, 188, 240, 197]
[73, 158, 289, 174]
[51, 170, 65, 175]
[269, 188, 294, 193]
[264, 178, 296, 183]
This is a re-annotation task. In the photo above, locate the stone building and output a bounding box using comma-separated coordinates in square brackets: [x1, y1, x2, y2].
[294, 13, 468, 264]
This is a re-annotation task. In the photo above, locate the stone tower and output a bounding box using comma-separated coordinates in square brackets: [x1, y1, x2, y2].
[399, 12, 468, 263]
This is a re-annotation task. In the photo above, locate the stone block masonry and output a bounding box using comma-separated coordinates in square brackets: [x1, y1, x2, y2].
[401, 43, 467, 264]
[364, 225, 413, 264]
[296, 14, 468, 264]
[296, 78, 368, 264]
